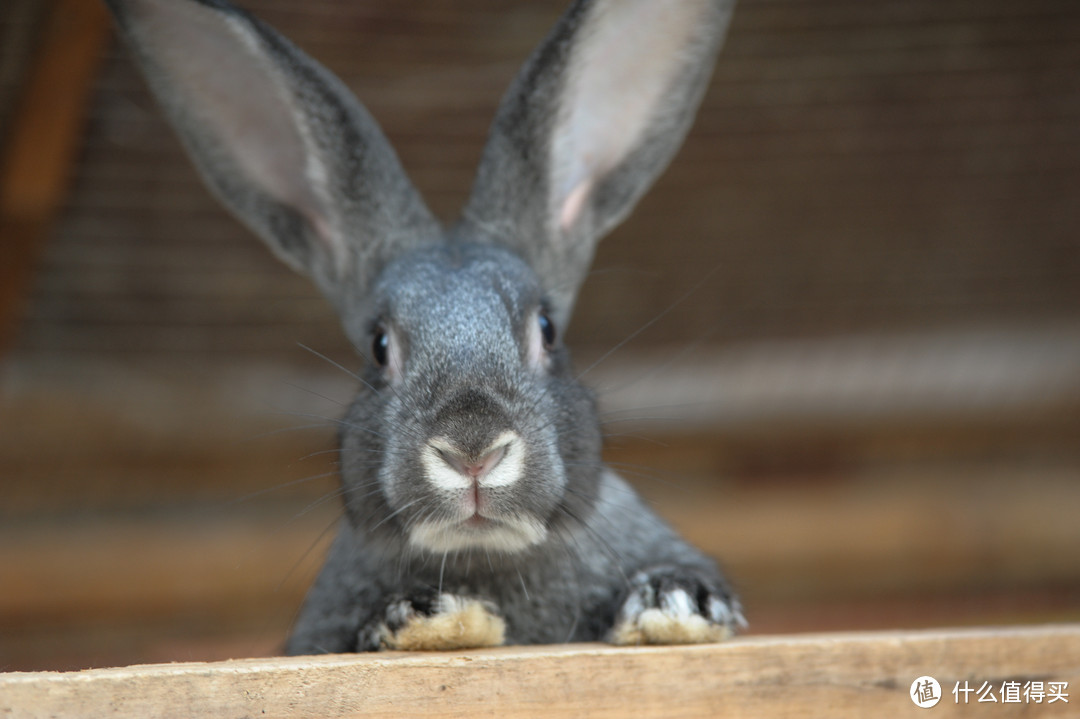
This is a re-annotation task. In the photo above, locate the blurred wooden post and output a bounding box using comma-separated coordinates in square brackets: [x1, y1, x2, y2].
[0, 0, 111, 353]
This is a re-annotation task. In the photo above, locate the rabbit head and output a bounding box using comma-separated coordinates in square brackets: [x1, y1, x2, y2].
[107, 0, 735, 558]
[343, 242, 601, 554]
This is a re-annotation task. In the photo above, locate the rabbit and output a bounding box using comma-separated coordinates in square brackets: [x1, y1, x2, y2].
[106, 0, 744, 653]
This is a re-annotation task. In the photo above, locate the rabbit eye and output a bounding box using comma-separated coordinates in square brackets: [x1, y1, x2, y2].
[538, 311, 556, 349]
[372, 327, 389, 366]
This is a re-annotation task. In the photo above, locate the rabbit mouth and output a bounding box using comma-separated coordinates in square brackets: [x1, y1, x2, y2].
[407, 513, 547, 554]
[463, 513, 492, 529]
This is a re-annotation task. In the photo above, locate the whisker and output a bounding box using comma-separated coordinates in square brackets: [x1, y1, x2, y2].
[598, 399, 721, 422]
[275, 509, 343, 594]
[282, 379, 347, 408]
[515, 566, 530, 601]
[223, 470, 341, 508]
[554, 503, 630, 591]
[271, 410, 397, 442]
[297, 343, 367, 387]
[298, 447, 345, 461]
[576, 264, 722, 382]
[290, 486, 352, 521]
[369, 498, 423, 533]
[563, 459, 688, 490]
[242, 422, 337, 442]
[590, 290, 772, 398]
[600, 432, 671, 447]
[298, 343, 424, 419]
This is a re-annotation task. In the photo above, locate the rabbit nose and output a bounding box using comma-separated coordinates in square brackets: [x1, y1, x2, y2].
[423, 432, 523, 490]
[442, 444, 506, 481]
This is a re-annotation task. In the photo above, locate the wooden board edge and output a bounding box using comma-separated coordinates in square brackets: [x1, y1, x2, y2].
[2, 625, 1078, 718]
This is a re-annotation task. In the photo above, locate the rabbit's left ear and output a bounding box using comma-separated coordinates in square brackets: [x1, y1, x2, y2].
[106, 0, 440, 314]
[460, 0, 735, 327]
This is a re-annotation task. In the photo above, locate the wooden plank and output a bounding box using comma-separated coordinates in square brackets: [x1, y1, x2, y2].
[6, 584, 1079, 673]
[0, 0, 110, 352]
[1, 626, 1077, 718]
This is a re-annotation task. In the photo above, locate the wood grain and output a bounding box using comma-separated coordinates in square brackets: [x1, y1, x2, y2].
[2, 626, 1078, 718]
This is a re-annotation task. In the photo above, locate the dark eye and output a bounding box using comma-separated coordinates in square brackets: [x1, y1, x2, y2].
[538, 311, 556, 349]
[372, 326, 389, 366]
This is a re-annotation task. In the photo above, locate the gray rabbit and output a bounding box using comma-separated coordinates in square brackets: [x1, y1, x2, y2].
[107, 0, 744, 653]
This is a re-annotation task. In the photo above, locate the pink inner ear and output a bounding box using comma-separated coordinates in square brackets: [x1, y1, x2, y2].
[140, 0, 342, 264]
[552, 0, 710, 231]
[559, 180, 593, 230]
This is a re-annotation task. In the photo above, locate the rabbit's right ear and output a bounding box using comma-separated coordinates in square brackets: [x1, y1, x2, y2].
[461, 0, 735, 328]
[106, 0, 440, 314]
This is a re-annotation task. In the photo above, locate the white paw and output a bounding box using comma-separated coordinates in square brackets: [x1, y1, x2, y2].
[377, 593, 506, 651]
[609, 569, 745, 646]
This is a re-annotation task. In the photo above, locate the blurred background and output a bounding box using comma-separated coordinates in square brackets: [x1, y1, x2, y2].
[2, 0, 1078, 671]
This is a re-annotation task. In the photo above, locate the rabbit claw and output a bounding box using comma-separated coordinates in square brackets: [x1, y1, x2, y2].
[609, 567, 745, 646]
[361, 587, 506, 651]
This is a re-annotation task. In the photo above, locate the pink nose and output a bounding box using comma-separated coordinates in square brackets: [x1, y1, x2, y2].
[442, 444, 507, 481]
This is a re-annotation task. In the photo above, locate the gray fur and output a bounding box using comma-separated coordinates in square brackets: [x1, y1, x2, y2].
[106, 0, 742, 654]
[104, 0, 440, 335]
[463, 0, 737, 327]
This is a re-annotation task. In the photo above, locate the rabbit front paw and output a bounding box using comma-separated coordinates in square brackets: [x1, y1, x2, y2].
[361, 587, 506, 651]
[608, 567, 745, 646]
